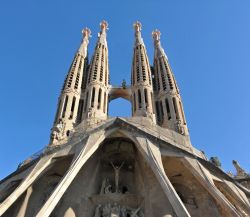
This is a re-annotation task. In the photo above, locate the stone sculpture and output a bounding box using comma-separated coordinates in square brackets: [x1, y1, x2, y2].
[104, 181, 112, 194]
[93, 203, 144, 217]
[130, 206, 141, 217]
[111, 203, 120, 217]
[100, 178, 112, 194]
[94, 204, 102, 217]
[102, 203, 111, 217]
[110, 161, 124, 193]
[176, 120, 184, 135]
[120, 206, 127, 217]
[51, 119, 65, 142]
[233, 160, 248, 177]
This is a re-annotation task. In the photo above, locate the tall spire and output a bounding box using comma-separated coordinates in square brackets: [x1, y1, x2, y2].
[152, 30, 188, 135]
[81, 20, 110, 121]
[49, 27, 90, 145]
[131, 21, 155, 122]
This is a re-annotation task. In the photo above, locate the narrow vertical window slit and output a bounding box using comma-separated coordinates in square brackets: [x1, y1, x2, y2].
[91, 88, 95, 108]
[62, 95, 68, 118]
[173, 97, 180, 120]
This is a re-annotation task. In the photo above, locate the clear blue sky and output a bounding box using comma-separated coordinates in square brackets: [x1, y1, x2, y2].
[0, 0, 250, 180]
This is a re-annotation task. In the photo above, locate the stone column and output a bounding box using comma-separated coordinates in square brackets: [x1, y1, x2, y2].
[16, 186, 33, 217]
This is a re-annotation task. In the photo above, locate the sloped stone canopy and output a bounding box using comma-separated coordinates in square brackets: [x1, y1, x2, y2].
[1, 118, 250, 217]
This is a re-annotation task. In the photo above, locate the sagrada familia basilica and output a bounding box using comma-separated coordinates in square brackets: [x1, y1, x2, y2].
[0, 21, 249, 217]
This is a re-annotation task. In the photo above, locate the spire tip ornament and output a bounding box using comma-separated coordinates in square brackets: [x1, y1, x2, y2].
[100, 20, 109, 31]
[82, 27, 91, 39]
[133, 21, 142, 32]
[152, 29, 161, 41]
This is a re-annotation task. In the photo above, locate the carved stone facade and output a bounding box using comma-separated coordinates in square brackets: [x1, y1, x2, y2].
[0, 21, 249, 217]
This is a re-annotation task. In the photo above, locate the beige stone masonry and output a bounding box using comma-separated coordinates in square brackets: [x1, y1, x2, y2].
[36, 130, 105, 217]
[181, 157, 242, 217]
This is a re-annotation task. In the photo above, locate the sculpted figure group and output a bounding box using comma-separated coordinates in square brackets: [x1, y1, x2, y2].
[95, 161, 144, 216]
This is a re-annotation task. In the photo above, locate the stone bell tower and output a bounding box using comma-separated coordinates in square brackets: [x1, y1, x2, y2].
[152, 30, 188, 135]
[131, 21, 156, 122]
[0, 21, 250, 217]
[50, 28, 91, 145]
[82, 20, 110, 121]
